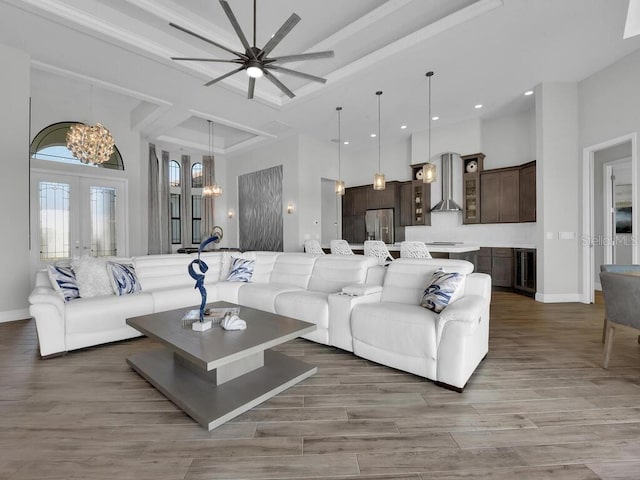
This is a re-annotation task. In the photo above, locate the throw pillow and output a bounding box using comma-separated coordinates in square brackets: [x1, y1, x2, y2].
[47, 265, 80, 302]
[107, 262, 142, 296]
[225, 257, 255, 282]
[71, 256, 114, 298]
[420, 270, 464, 313]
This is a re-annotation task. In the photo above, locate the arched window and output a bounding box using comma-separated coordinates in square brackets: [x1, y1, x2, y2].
[30, 121, 124, 170]
[191, 162, 203, 188]
[169, 160, 181, 187]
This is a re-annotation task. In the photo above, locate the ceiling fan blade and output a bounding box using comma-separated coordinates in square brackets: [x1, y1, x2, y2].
[248, 77, 256, 99]
[259, 13, 301, 58]
[263, 70, 295, 99]
[219, 0, 257, 59]
[203, 66, 245, 87]
[266, 65, 326, 83]
[169, 22, 247, 59]
[171, 57, 242, 63]
[268, 51, 334, 64]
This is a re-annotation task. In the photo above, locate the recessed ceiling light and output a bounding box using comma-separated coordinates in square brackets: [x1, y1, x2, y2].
[432, 116, 439, 121]
[475, 104, 483, 109]
[370, 133, 376, 138]
[400, 125, 407, 129]
[524, 90, 534, 96]
[343, 141, 349, 145]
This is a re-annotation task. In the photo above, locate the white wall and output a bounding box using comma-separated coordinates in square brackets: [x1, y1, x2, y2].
[580, 49, 640, 299]
[225, 136, 299, 251]
[536, 82, 580, 302]
[0, 45, 30, 321]
[482, 109, 536, 169]
[30, 70, 146, 257]
[406, 114, 537, 248]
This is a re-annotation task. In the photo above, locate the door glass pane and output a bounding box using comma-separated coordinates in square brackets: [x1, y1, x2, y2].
[39, 181, 70, 261]
[90, 186, 117, 256]
[192, 194, 201, 244]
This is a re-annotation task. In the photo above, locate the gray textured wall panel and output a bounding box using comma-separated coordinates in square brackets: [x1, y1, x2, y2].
[238, 165, 283, 251]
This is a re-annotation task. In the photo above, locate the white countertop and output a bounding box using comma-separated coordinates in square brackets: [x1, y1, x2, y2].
[327, 243, 480, 253]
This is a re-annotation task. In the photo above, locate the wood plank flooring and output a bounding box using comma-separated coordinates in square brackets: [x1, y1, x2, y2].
[2, 291, 640, 479]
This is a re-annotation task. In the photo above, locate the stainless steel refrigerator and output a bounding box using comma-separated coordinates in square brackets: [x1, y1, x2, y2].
[365, 208, 394, 244]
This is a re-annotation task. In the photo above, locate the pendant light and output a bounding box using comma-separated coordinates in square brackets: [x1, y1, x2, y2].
[422, 71, 436, 183]
[373, 90, 385, 190]
[335, 106, 345, 195]
[202, 120, 222, 198]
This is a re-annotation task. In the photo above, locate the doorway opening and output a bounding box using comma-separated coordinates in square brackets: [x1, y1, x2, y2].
[582, 133, 637, 303]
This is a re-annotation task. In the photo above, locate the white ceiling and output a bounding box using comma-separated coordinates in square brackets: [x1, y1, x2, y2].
[2, 0, 640, 155]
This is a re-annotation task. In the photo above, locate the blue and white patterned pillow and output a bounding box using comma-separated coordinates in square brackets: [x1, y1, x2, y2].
[225, 257, 255, 282]
[47, 265, 80, 302]
[107, 262, 142, 296]
[420, 270, 464, 313]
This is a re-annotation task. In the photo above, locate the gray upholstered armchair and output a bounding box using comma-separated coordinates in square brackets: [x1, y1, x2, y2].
[599, 270, 640, 368]
[600, 264, 640, 342]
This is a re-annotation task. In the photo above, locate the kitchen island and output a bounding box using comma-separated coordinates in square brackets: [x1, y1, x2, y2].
[322, 242, 479, 262]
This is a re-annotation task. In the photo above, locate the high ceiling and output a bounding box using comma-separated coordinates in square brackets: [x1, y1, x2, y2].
[1, 0, 640, 155]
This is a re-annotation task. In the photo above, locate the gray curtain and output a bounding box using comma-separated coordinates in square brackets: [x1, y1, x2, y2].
[181, 154, 192, 246]
[201, 154, 215, 239]
[147, 143, 161, 254]
[160, 150, 171, 253]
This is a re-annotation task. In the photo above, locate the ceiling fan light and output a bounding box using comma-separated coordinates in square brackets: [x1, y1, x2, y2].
[246, 64, 263, 78]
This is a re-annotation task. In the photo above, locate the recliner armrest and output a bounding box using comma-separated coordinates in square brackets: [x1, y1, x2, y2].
[341, 283, 383, 296]
[436, 295, 488, 343]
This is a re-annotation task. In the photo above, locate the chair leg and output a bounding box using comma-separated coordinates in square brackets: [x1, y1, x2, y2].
[602, 317, 607, 344]
[603, 325, 616, 369]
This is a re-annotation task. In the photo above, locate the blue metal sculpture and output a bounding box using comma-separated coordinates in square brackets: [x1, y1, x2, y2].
[187, 227, 223, 323]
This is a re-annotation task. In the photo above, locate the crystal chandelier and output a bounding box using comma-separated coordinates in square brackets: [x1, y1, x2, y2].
[66, 122, 115, 165]
[202, 120, 222, 198]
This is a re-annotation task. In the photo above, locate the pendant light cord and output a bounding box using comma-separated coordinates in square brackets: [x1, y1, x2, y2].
[376, 91, 382, 172]
[428, 75, 431, 162]
[337, 106, 342, 179]
[208, 120, 215, 184]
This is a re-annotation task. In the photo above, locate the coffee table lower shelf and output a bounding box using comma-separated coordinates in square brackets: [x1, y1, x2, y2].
[127, 348, 316, 431]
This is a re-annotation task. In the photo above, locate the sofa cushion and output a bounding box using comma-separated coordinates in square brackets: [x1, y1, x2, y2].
[65, 292, 154, 334]
[71, 256, 113, 298]
[274, 290, 330, 329]
[133, 254, 194, 291]
[149, 285, 211, 313]
[381, 259, 473, 305]
[215, 281, 245, 304]
[47, 265, 80, 302]
[226, 257, 255, 282]
[269, 253, 317, 289]
[238, 283, 303, 313]
[107, 262, 142, 296]
[308, 255, 378, 293]
[420, 270, 465, 313]
[351, 302, 438, 360]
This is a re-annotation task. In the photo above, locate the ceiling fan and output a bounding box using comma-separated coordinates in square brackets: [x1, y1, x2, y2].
[170, 0, 335, 99]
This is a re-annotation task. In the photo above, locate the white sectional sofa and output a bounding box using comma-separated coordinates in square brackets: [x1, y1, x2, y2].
[29, 252, 379, 357]
[29, 253, 490, 391]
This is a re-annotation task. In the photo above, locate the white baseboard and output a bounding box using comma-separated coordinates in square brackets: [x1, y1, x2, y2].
[0, 308, 30, 323]
[535, 292, 583, 303]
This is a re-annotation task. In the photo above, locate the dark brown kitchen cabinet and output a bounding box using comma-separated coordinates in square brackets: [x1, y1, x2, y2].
[491, 248, 514, 288]
[462, 153, 484, 224]
[476, 247, 513, 288]
[399, 181, 413, 226]
[519, 161, 536, 222]
[480, 168, 520, 223]
[367, 182, 397, 209]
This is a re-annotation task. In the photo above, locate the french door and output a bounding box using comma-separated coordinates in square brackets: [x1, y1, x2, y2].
[30, 170, 127, 274]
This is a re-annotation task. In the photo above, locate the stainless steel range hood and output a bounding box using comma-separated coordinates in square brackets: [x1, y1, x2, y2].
[432, 152, 462, 212]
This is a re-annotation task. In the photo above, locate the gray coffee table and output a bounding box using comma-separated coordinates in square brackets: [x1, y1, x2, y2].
[126, 301, 317, 430]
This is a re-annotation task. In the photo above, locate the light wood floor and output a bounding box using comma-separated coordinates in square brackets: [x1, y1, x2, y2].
[2, 292, 640, 479]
